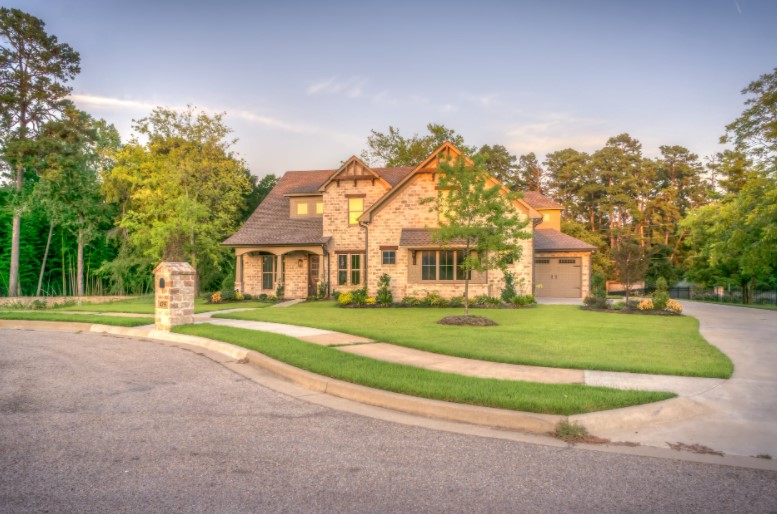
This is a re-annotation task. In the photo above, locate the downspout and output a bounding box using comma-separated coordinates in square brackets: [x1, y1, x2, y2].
[359, 221, 369, 291]
[321, 243, 329, 297]
[531, 217, 542, 296]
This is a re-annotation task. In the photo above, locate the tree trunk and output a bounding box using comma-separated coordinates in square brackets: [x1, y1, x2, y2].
[77, 224, 84, 297]
[8, 213, 21, 296]
[36, 222, 55, 297]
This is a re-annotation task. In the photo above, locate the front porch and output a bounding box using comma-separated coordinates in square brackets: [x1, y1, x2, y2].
[235, 246, 329, 299]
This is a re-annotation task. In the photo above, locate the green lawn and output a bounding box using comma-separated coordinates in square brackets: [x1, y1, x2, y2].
[0, 311, 154, 327]
[47, 295, 272, 314]
[174, 324, 675, 415]
[215, 302, 733, 378]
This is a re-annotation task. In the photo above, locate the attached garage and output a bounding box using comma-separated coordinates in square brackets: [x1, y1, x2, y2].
[534, 257, 582, 297]
[533, 229, 596, 299]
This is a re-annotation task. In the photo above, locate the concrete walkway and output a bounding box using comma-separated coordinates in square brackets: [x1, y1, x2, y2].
[194, 308, 725, 397]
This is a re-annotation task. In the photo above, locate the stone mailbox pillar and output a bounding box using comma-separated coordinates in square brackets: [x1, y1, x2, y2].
[153, 261, 196, 331]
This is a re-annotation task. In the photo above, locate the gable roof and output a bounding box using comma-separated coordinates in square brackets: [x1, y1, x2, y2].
[521, 191, 564, 210]
[534, 228, 596, 252]
[223, 169, 333, 246]
[360, 142, 542, 222]
[318, 156, 390, 192]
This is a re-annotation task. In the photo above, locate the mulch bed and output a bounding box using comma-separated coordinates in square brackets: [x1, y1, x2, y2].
[437, 315, 499, 326]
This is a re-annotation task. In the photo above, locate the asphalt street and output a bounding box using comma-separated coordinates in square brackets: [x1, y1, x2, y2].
[1, 329, 776, 513]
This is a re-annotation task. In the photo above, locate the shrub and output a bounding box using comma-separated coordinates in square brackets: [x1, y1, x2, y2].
[401, 295, 421, 306]
[611, 301, 625, 311]
[501, 270, 517, 303]
[338, 291, 353, 305]
[317, 281, 329, 299]
[666, 299, 683, 314]
[584, 295, 610, 309]
[242, 293, 253, 300]
[422, 291, 449, 307]
[591, 271, 607, 299]
[235, 291, 244, 301]
[275, 282, 285, 300]
[637, 299, 654, 311]
[510, 294, 535, 307]
[365, 297, 376, 305]
[474, 295, 502, 308]
[210, 291, 222, 303]
[31, 299, 47, 310]
[448, 296, 464, 308]
[652, 277, 669, 310]
[220, 289, 236, 302]
[351, 287, 368, 305]
[258, 293, 268, 302]
[376, 274, 393, 305]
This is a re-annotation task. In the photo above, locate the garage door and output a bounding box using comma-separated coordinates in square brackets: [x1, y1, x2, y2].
[534, 257, 581, 298]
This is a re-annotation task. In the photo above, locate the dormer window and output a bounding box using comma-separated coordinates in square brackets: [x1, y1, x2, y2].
[290, 196, 323, 218]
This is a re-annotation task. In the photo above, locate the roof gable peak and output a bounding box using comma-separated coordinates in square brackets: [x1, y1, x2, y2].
[412, 141, 471, 172]
[318, 155, 390, 191]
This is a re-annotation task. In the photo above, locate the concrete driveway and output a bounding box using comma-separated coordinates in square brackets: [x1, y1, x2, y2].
[593, 301, 777, 458]
[2, 329, 776, 512]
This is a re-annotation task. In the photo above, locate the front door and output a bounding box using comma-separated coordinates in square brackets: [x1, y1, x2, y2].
[308, 255, 320, 297]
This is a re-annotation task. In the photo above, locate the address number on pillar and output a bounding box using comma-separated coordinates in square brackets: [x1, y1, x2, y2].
[158, 300, 168, 308]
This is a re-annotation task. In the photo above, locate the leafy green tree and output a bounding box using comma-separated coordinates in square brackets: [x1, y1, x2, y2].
[516, 152, 544, 192]
[476, 144, 520, 189]
[361, 124, 475, 167]
[103, 106, 252, 293]
[32, 105, 119, 296]
[722, 67, 777, 169]
[0, 7, 80, 296]
[544, 148, 593, 226]
[424, 155, 531, 314]
[611, 238, 648, 305]
[243, 173, 278, 221]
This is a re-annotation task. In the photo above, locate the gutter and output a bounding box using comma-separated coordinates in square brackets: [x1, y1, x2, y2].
[359, 221, 369, 290]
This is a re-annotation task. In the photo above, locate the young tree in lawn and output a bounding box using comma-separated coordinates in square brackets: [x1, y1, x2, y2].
[0, 7, 80, 296]
[611, 238, 648, 306]
[424, 155, 531, 315]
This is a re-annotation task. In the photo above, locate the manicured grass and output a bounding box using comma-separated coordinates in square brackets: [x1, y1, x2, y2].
[216, 303, 734, 378]
[49, 295, 272, 314]
[174, 323, 675, 415]
[0, 311, 154, 327]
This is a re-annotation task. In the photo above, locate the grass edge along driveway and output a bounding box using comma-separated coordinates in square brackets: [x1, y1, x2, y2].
[215, 303, 734, 378]
[0, 311, 154, 327]
[45, 295, 273, 315]
[174, 323, 675, 416]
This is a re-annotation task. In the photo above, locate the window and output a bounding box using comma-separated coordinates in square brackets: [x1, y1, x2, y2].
[420, 250, 472, 281]
[290, 197, 323, 218]
[338, 255, 348, 286]
[535, 259, 550, 264]
[348, 197, 364, 225]
[559, 259, 577, 264]
[262, 255, 275, 290]
[382, 250, 396, 265]
[351, 254, 361, 285]
[439, 250, 454, 280]
[337, 253, 363, 285]
[421, 251, 437, 280]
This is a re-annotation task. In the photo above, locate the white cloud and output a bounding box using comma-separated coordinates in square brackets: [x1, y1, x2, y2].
[306, 76, 367, 98]
[504, 113, 611, 157]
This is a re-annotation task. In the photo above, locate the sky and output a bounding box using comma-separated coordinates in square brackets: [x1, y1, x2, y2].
[6, 0, 777, 177]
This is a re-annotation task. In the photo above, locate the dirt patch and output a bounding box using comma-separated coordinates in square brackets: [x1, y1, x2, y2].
[437, 315, 498, 327]
[667, 442, 724, 456]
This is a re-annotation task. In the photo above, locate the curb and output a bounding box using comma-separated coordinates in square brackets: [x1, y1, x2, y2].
[0, 320, 707, 437]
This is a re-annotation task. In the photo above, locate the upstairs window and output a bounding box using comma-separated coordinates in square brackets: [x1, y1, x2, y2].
[348, 197, 364, 225]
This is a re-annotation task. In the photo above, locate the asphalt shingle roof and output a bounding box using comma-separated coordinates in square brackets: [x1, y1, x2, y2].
[534, 228, 596, 252]
[521, 191, 565, 210]
[399, 228, 469, 247]
[224, 166, 415, 246]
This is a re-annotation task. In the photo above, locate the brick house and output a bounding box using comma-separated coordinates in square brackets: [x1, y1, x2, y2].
[223, 143, 595, 300]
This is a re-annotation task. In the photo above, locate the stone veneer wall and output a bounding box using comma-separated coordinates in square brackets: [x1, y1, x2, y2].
[283, 254, 309, 299]
[366, 173, 534, 299]
[534, 251, 592, 298]
[322, 177, 390, 292]
[153, 262, 196, 331]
